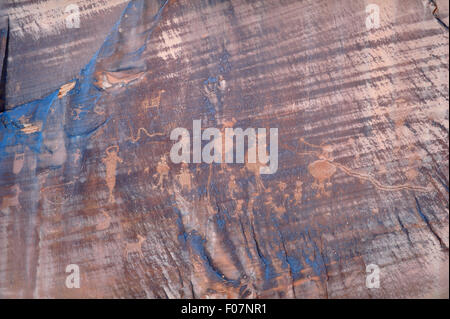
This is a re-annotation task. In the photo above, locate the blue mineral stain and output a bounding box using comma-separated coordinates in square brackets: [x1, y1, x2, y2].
[286, 256, 303, 279]
[436, 175, 448, 192]
[188, 231, 239, 286]
[197, 185, 207, 196]
[0, 90, 58, 157]
[216, 214, 226, 230]
[414, 197, 430, 224]
[204, 76, 218, 85]
[173, 207, 188, 244]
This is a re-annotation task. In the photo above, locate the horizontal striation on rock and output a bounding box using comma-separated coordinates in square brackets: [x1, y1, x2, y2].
[0, 0, 448, 298]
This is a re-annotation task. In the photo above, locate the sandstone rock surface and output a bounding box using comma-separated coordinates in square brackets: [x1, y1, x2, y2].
[0, 0, 448, 298]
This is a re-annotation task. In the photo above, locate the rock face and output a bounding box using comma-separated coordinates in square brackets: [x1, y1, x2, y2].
[0, 0, 448, 298]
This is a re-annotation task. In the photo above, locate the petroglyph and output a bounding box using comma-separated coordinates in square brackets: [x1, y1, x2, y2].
[143, 90, 165, 109]
[283, 138, 431, 194]
[293, 180, 303, 205]
[264, 191, 286, 215]
[128, 126, 165, 143]
[299, 138, 333, 160]
[331, 161, 430, 192]
[102, 146, 123, 203]
[242, 142, 267, 191]
[73, 149, 81, 164]
[72, 108, 83, 120]
[177, 163, 192, 190]
[235, 199, 244, 214]
[227, 174, 239, 200]
[96, 210, 112, 231]
[153, 155, 170, 191]
[124, 234, 146, 259]
[13, 153, 25, 175]
[308, 160, 337, 198]
[95, 71, 145, 90]
[41, 179, 74, 206]
[0, 185, 22, 212]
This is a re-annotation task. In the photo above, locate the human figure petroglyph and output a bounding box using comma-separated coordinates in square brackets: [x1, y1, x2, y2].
[235, 199, 244, 215]
[71, 108, 84, 120]
[13, 153, 25, 175]
[102, 146, 123, 203]
[405, 149, 423, 181]
[124, 234, 146, 259]
[241, 142, 267, 191]
[264, 190, 286, 215]
[1, 185, 22, 212]
[96, 209, 112, 231]
[243, 161, 266, 191]
[308, 160, 337, 198]
[277, 181, 289, 205]
[73, 149, 81, 164]
[227, 174, 240, 200]
[298, 138, 337, 197]
[153, 155, 170, 191]
[293, 180, 303, 205]
[177, 163, 192, 190]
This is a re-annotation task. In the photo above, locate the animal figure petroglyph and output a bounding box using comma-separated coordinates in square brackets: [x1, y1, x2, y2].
[288, 138, 430, 194]
[102, 146, 123, 203]
[128, 126, 165, 143]
[153, 155, 170, 190]
[299, 137, 333, 160]
[1, 185, 21, 212]
[124, 234, 146, 259]
[13, 153, 25, 175]
[96, 210, 112, 231]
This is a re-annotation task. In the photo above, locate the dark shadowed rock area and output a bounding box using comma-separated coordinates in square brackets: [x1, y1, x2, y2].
[0, 0, 448, 298]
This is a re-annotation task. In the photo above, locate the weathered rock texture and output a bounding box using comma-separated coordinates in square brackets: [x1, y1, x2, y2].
[0, 0, 448, 298]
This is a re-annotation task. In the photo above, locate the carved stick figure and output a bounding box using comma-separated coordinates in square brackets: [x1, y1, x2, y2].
[102, 146, 123, 203]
